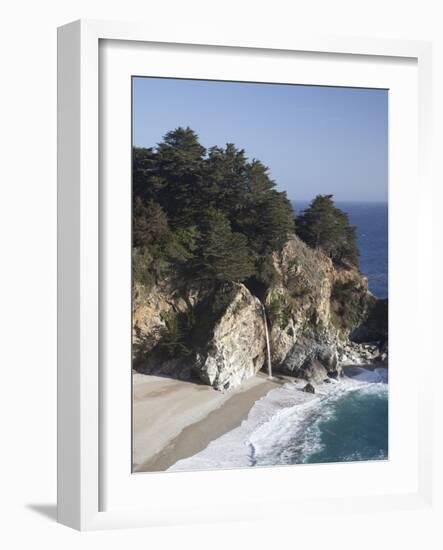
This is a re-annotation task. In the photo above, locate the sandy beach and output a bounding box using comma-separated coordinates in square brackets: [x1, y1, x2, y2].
[133, 371, 284, 472]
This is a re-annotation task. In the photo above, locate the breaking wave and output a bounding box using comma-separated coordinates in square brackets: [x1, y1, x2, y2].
[168, 367, 388, 472]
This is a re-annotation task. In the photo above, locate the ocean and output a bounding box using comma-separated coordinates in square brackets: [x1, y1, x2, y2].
[169, 202, 389, 470]
[169, 369, 388, 471]
[293, 201, 388, 299]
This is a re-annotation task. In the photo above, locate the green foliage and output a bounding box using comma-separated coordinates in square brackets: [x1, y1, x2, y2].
[266, 292, 285, 326]
[255, 251, 279, 288]
[331, 279, 370, 330]
[258, 191, 296, 250]
[156, 283, 240, 359]
[133, 198, 169, 249]
[287, 267, 311, 298]
[132, 130, 363, 308]
[196, 209, 254, 282]
[132, 127, 295, 288]
[132, 248, 155, 289]
[157, 311, 194, 358]
[163, 226, 199, 265]
[296, 195, 359, 266]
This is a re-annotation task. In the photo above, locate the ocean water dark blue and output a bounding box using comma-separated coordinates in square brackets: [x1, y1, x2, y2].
[293, 201, 388, 299]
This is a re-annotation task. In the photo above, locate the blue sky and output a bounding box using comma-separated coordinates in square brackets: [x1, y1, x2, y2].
[133, 77, 388, 202]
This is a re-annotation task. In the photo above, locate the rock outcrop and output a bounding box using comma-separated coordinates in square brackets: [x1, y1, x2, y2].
[263, 236, 373, 381]
[132, 234, 387, 390]
[302, 382, 316, 394]
[133, 280, 266, 390]
[196, 284, 266, 390]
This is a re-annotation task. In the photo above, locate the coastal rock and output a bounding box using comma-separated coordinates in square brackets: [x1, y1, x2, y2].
[133, 280, 266, 390]
[350, 298, 388, 344]
[132, 282, 175, 360]
[196, 283, 266, 390]
[302, 358, 328, 383]
[281, 339, 342, 380]
[132, 279, 210, 366]
[302, 383, 316, 394]
[262, 235, 385, 377]
[132, 233, 388, 390]
[264, 236, 334, 370]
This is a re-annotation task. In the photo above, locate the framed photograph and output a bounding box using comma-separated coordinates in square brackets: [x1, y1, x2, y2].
[57, 19, 433, 530]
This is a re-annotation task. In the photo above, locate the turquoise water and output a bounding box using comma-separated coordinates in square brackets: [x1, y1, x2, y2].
[245, 369, 389, 467]
[303, 384, 388, 464]
[169, 369, 389, 471]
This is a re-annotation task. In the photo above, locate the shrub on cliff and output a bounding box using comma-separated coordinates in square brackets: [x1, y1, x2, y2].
[296, 195, 359, 267]
[157, 310, 194, 358]
[331, 279, 372, 330]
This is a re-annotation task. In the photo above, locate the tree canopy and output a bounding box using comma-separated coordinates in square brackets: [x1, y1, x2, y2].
[295, 194, 359, 266]
[133, 129, 361, 292]
[133, 127, 295, 287]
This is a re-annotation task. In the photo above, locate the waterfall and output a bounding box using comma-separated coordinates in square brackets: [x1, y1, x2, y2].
[261, 304, 273, 379]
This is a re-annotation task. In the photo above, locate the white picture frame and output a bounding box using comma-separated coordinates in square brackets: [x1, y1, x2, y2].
[57, 19, 433, 531]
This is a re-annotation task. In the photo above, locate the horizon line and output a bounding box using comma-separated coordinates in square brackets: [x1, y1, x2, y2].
[290, 198, 388, 204]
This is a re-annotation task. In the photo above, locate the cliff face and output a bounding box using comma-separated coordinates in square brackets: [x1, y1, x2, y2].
[132, 280, 266, 388]
[264, 236, 384, 381]
[132, 234, 387, 390]
[196, 284, 266, 390]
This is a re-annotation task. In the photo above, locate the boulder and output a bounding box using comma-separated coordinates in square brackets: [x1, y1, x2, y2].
[302, 383, 315, 394]
[302, 358, 328, 383]
[197, 283, 266, 390]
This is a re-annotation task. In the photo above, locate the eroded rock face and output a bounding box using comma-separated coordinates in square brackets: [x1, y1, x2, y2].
[132, 281, 267, 390]
[263, 236, 335, 379]
[132, 279, 209, 367]
[264, 235, 379, 381]
[132, 234, 387, 390]
[282, 340, 342, 380]
[132, 283, 174, 359]
[196, 284, 266, 390]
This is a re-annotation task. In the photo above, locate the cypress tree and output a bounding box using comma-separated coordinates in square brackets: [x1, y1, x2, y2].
[296, 195, 359, 266]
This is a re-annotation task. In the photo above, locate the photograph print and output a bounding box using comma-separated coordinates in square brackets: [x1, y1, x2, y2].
[131, 77, 388, 473]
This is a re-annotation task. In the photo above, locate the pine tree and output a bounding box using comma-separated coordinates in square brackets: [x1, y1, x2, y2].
[133, 129, 363, 289]
[155, 127, 206, 227]
[296, 195, 359, 266]
[258, 190, 295, 249]
[197, 209, 254, 282]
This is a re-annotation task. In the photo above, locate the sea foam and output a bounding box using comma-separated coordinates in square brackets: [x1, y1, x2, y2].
[168, 368, 388, 472]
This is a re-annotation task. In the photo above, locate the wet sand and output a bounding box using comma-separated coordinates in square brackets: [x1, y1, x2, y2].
[133, 372, 284, 473]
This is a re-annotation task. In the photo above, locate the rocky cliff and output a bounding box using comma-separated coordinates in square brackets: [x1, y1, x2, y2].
[132, 234, 387, 390]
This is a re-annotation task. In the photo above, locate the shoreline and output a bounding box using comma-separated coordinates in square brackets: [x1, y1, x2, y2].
[133, 365, 387, 473]
[133, 372, 288, 473]
[167, 366, 389, 471]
